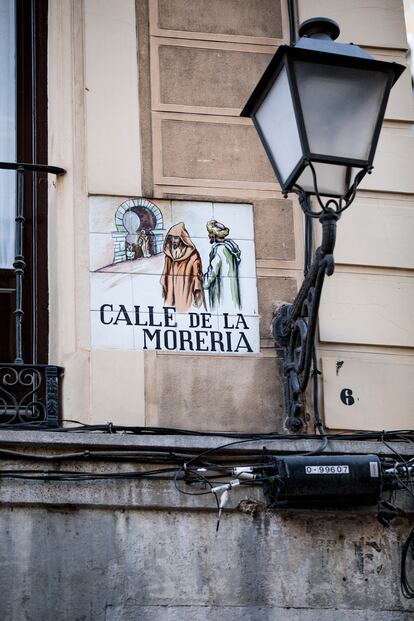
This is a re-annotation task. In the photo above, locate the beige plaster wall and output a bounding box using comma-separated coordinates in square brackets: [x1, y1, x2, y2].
[48, 0, 145, 425]
[298, 0, 408, 49]
[48, 0, 91, 423]
[138, 0, 304, 432]
[48, 0, 414, 432]
[155, 0, 284, 40]
[84, 0, 142, 196]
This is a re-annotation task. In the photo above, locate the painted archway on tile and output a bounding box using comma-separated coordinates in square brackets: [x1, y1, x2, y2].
[112, 198, 164, 264]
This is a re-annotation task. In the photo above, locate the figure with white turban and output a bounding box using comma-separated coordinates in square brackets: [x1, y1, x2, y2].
[203, 219, 241, 311]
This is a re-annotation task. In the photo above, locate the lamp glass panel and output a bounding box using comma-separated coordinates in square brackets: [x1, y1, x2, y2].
[255, 65, 303, 184]
[296, 163, 359, 197]
[294, 61, 389, 162]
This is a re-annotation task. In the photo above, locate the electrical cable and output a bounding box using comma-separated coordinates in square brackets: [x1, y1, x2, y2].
[377, 443, 414, 599]
[380, 438, 414, 499]
[301, 197, 329, 456]
[304, 208, 313, 277]
[1, 433, 412, 560]
[0, 447, 209, 464]
[0, 431, 413, 466]
[173, 465, 221, 529]
[0, 466, 180, 481]
[401, 527, 414, 599]
[305, 340, 328, 456]
[1, 420, 412, 443]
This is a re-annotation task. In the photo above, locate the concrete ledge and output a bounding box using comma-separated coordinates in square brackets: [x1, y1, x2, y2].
[0, 478, 262, 510]
[0, 472, 412, 513]
[104, 606, 414, 621]
[0, 430, 412, 456]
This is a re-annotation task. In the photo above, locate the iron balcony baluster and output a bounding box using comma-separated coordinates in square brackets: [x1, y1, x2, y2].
[14, 166, 25, 364]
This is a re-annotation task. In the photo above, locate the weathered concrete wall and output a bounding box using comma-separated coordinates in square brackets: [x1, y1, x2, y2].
[0, 505, 413, 621]
[0, 433, 413, 620]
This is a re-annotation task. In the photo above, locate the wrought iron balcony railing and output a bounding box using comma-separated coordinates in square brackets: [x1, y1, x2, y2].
[0, 162, 65, 428]
[0, 363, 64, 427]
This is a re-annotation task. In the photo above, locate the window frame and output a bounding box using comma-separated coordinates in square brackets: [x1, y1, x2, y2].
[0, 0, 49, 365]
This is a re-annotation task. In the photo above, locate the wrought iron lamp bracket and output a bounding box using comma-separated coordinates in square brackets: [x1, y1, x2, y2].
[273, 162, 372, 432]
[286, 159, 373, 218]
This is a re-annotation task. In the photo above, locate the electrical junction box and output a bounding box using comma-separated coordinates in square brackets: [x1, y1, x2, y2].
[263, 454, 382, 508]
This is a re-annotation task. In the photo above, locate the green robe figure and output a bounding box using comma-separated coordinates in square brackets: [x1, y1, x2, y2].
[203, 219, 241, 311]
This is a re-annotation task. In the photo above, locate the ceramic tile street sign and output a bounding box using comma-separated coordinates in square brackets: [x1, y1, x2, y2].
[89, 198, 260, 354]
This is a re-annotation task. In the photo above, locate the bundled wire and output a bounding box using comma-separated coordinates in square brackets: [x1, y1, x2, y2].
[1, 419, 413, 445]
[401, 527, 414, 599]
[0, 466, 180, 482]
[0, 432, 413, 558]
[0, 431, 413, 465]
[303, 202, 328, 456]
[378, 441, 414, 599]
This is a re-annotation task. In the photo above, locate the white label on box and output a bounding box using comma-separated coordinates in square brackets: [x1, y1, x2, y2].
[369, 461, 379, 478]
[305, 465, 350, 475]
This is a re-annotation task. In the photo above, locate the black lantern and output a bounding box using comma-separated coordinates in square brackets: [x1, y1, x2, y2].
[241, 18, 404, 198]
[241, 17, 405, 432]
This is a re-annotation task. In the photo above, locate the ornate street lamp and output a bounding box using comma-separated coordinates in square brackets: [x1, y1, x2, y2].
[241, 18, 405, 431]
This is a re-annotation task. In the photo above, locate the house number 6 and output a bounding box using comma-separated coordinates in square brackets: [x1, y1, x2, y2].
[340, 388, 355, 406]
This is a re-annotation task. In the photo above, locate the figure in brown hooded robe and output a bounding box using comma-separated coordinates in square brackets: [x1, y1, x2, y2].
[160, 222, 205, 312]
